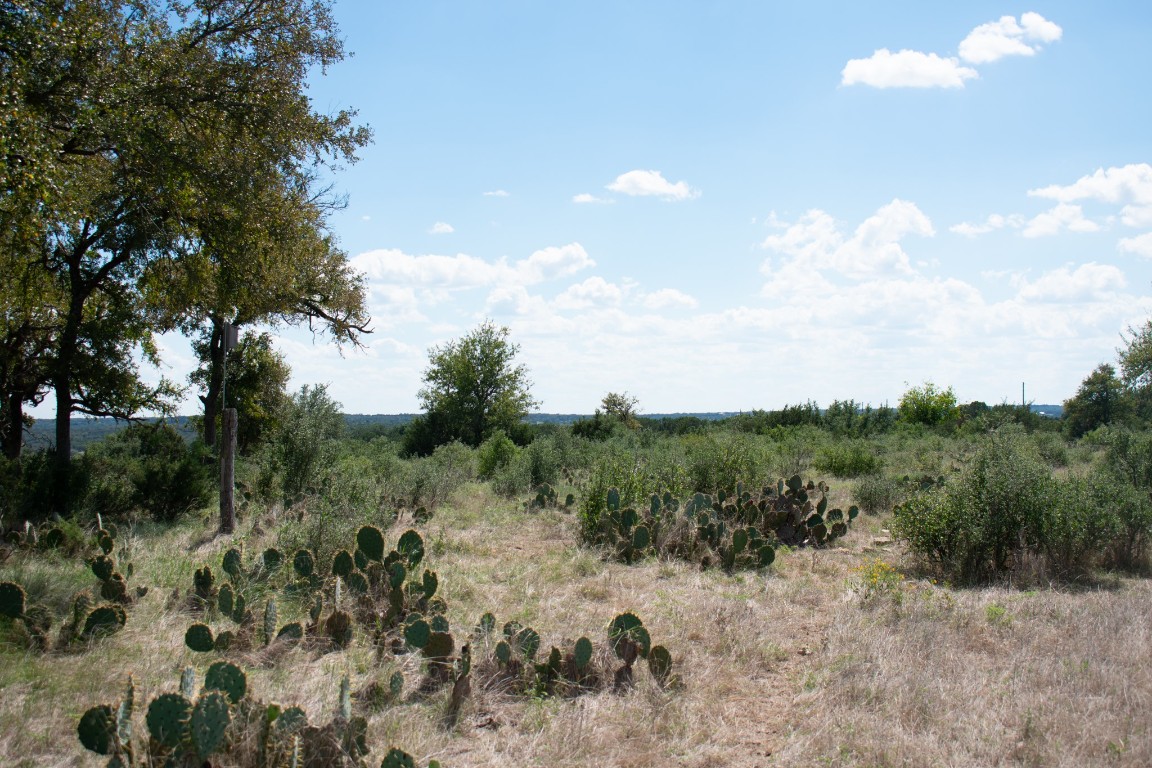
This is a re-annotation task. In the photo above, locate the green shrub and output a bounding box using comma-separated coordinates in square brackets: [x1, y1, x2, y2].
[81, 423, 212, 522]
[852, 474, 903, 515]
[477, 431, 518, 478]
[813, 440, 882, 478]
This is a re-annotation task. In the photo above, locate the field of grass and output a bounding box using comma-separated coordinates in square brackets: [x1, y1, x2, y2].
[2, 469, 1148, 767]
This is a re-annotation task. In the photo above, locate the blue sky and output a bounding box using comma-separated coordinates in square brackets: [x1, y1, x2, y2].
[155, 2, 1152, 415]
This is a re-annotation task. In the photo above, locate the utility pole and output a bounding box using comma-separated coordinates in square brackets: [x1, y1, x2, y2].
[219, 322, 239, 535]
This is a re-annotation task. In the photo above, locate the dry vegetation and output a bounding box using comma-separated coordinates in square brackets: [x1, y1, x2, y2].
[1, 481, 1149, 767]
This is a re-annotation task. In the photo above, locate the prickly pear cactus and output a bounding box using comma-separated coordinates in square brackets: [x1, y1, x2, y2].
[356, 525, 386, 562]
[190, 690, 232, 758]
[0, 581, 26, 619]
[146, 693, 192, 748]
[204, 661, 247, 704]
[185, 622, 216, 653]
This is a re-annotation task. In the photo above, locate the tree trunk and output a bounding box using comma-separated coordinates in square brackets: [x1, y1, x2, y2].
[1, 392, 23, 460]
[202, 319, 225, 450]
[219, 407, 237, 534]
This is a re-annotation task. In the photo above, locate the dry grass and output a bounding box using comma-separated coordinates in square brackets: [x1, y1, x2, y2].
[1, 484, 1149, 767]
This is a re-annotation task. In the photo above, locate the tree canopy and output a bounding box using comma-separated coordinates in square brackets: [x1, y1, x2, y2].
[406, 322, 539, 454]
[0, 0, 371, 477]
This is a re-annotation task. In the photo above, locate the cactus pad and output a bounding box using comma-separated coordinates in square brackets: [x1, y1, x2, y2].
[77, 704, 117, 755]
[146, 693, 192, 748]
[573, 636, 593, 670]
[91, 555, 116, 582]
[191, 690, 231, 758]
[404, 619, 431, 650]
[331, 550, 354, 579]
[345, 571, 369, 594]
[293, 549, 315, 579]
[204, 661, 247, 704]
[222, 548, 243, 579]
[0, 581, 26, 619]
[381, 748, 417, 768]
[356, 526, 386, 562]
[82, 604, 127, 639]
[185, 622, 216, 652]
[647, 645, 673, 685]
[397, 530, 424, 568]
[262, 547, 284, 571]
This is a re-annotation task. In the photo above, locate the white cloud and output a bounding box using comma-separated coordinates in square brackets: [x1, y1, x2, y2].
[607, 170, 699, 201]
[949, 213, 1025, 237]
[1015, 263, 1126, 302]
[483, 190, 510, 197]
[1022, 203, 1100, 238]
[841, 49, 978, 89]
[428, 221, 454, 234]
[959, 13, 1063, 64]
[642, 288, 698, 311]
[1118, 232, 1152, 258]
[553, 277, 626, 310]
[573, 193, 614, 204]
[1028, 163, 1152, 227]
[351, 243, 594, 290]
[761, 199, 934, 281]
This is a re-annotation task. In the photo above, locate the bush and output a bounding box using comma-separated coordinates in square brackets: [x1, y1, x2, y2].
[81, 423, 212, 522]
[267, 385, 344, 505]
[852, 474, 903, 515]
[813, 440, 882, 478]
[477, 431, 518, 478]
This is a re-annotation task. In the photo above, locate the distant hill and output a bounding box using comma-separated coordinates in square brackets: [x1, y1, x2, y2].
[20, 404, 1064, 452]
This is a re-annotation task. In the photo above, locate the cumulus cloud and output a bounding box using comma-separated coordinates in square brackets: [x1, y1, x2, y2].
[607, 170, 699, 201]
[1022, 203, 1100, 238]
[761, 199, 934, 281]
[1028, 163, 1152, 226]
[1014, 263, 1126, 302]
[573, 193, 614, 204]
[843, 12, 1060, 89]
[949, 213, 1025, 237]
[642, 288, 698, 311]
[958, 12, 1063, 64]
[351, 243, 594, 290]
[1118, 232, 1152, 258]
[428, 222, 454, 234]
[483, 190, 510, 197]
[841, 49, 978, 89]
[553, 277, 626, 310]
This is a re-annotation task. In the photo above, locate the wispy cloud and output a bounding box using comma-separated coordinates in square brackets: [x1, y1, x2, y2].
[1022, 204, 1100, 238]
[1029, 163, 1152, 227]
[352, 243, 595, 290]
[1119, 232, 1152, 258]
[950, 213, 1025, 237]
[428, 222, 454, 234]
[607, 170, 700, 201]
[573, 193, 614, 204]
[483, 189, 510, 197]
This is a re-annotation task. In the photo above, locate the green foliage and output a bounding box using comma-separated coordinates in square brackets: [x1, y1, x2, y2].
[81, 423, 212, 522]
[852, 474, 904, 515]
[1063, 364, 1130, 438]
[898, 381, 960, 428]
[268, 384, 346, 505]
[813, 440, 882, 478]
[406, 321, 539, 454]
[477, 430, 519, 478]
[193, 331, 291, 453]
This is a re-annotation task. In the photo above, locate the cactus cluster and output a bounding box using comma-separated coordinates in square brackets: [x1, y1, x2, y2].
[78, 664, 433, 767]
[588, 476, 859, 570]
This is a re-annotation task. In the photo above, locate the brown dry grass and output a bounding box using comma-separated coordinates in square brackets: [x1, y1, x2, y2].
[1, 483, 1149, 767]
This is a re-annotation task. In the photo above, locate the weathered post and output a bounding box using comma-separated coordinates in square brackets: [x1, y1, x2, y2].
[220, 407, 237, 534]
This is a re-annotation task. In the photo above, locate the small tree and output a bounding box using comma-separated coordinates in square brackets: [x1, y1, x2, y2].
[1119, 319, 1152, 421]
[1063, 363, 1130, 438]
[898, 381, 959, 427]
[601, 392, 640, 429]
[406, 321, 539, 454]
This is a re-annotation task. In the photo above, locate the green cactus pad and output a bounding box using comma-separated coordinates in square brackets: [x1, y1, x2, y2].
[263, 599, 278, 645]
[848, 505, 860, 521]
[422, 569, 438, 600]
[757, 545, 776, 568]
[204, 661, 247, 704]
[222, 548, 243, 579]
[100, 573, 128, 603]
[632, 525, 651, 550]
[381, 748, 417, 768]
[647, 645, 673, 685]
[422, 631, 454, 661]
[516, 627, 540, 660]
[77, 704, 117, 755]
[293, 549, 315, 579]
[830, 521, 848, 538]
[191, 690, 231, 758]
[355, 524, 386, 563]
[185, 622, 216, 652]
[262, 548, 284, 571]
[345, 571, 369, 594]
[214, 630, 235, 651]
[0, 581, 26, 619]
[217, 583, 234, 616]
[495, 640, 512, 664]
[429, 614, 449, 634]
[478, 612, 496, 635]
[609, 612, 651, 659]
[397, 530, 425, 568]
[331, 550, 355, 578]
[353, 548, 370, 570]
[389, 671, 404, 698]
[97, 531, 114, 555]
[146, 693, 192, 748]
[732, 528, 749, 555]
[274, 706, 309, 733]
[82, 604, 127, 639]
[620, 507, 638, 531]
[574, 636, 593, 669]
[194, 566, 215, 598]
[404, 619, 431, 649]
[388, 562, 407, 590]
[91, 555, 116, 582]
[607, 487, 621, 512]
